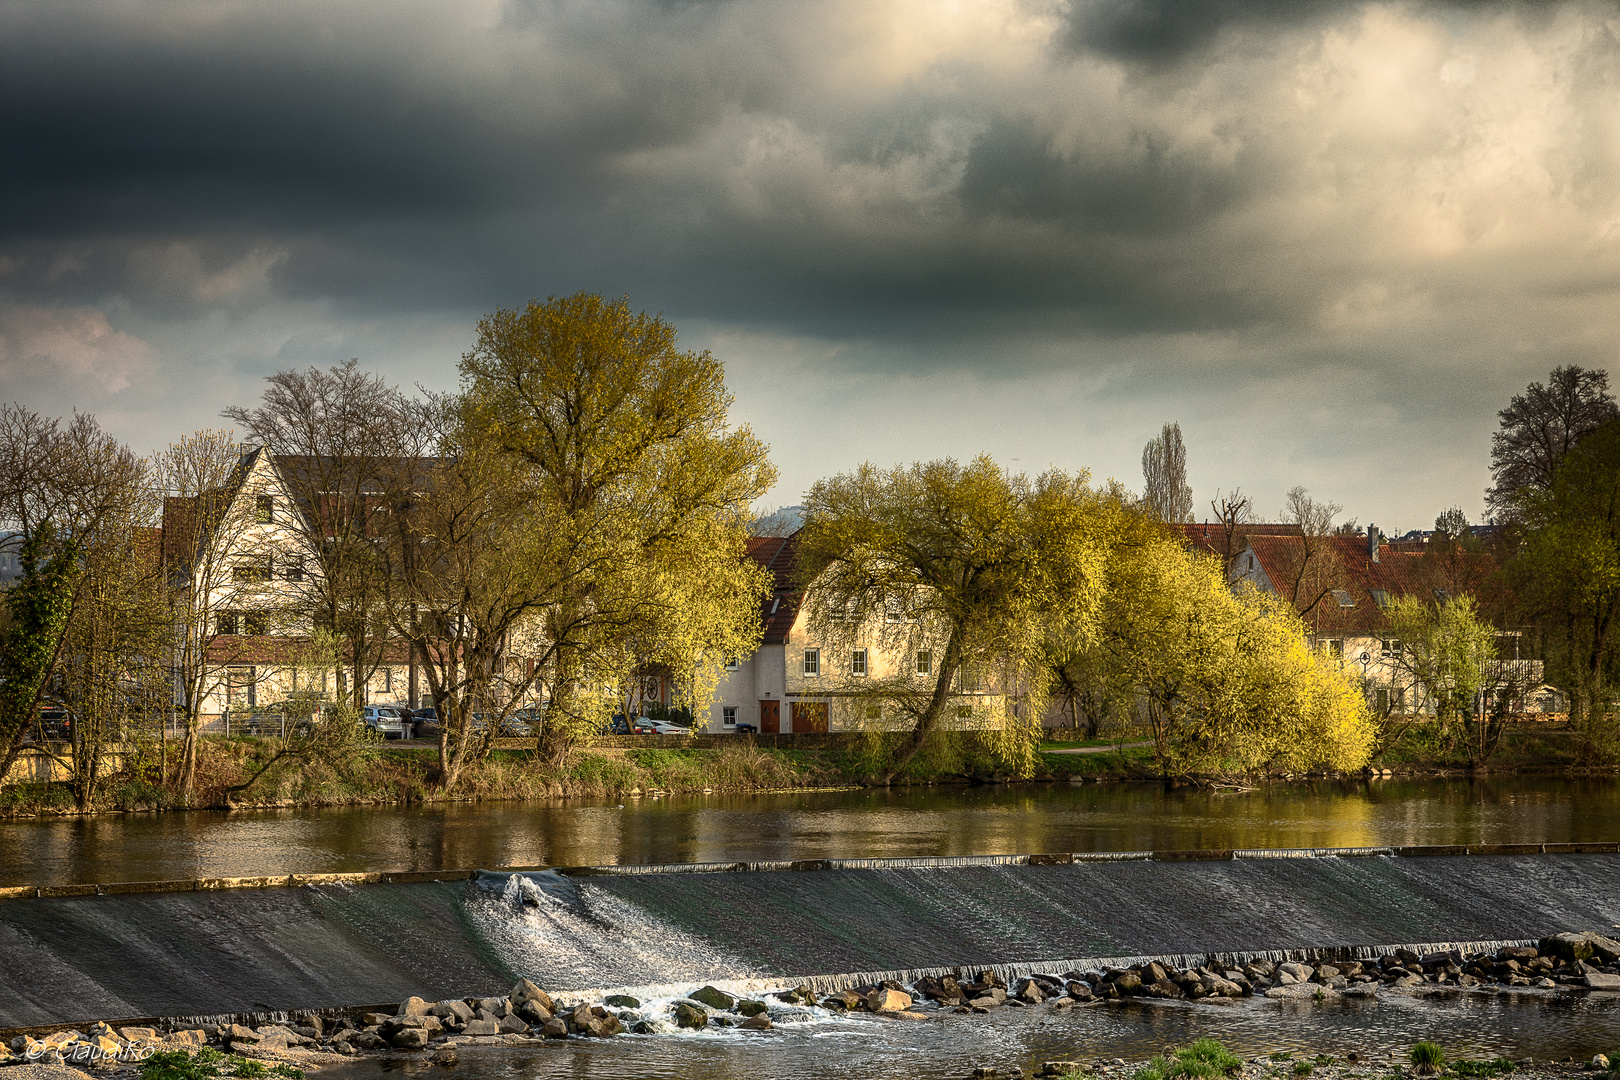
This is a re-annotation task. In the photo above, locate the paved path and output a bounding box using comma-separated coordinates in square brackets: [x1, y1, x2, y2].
[1043, 741, 1152, 754]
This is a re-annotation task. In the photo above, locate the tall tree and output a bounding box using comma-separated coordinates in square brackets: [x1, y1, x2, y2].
[1141, 422, 1193, 524]
[797, 457, 1112, 781]
[459, 293, 775, 759]
[1276, 485, 1346, 624]
[1488, 365, 1617, 523]
[0, 405, 143, 777]
[1210, 488, 1253, 577]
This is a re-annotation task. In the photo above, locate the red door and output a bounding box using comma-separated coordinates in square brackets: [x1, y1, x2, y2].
[792, 701, 829, 733]
[759, 700, 780, 734]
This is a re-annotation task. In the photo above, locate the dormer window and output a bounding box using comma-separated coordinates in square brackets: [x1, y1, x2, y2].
[1332, 588, 1355, 608]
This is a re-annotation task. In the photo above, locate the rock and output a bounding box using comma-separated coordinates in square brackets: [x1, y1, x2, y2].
[1147, 979, 1185, 999]
[329, 1040, 355, 1056]
[822, 990, 864, 1011]
[166, 1030, 208, 1047]
[390, 1028, 430, 1050]
[1202, 973, 1244, 998]
[1038, 1065, 1084, 1077]
[1066, 981, 1094, 1001]
[737, 1000, 769, 1017]
[967, 995, 1003, 1009]
[360, 1012, 392, 1027]
[1111, 973, 1144, 996]
[1278, 962, 1313, 981]
[539, 1018, 568, 1039]
[511, 979, 557, 1014]
[118, 1027, 159, 1044]
[1314, 965, 1340, 981]
[1585, 973, 1620, 990]
[353, 1031, 389, 1050]
[867, 988, 913, 1013]
[1499, 946, 1539, 961]
[738, 1015, 773, 1030]
[1017, 981, 1046, 1005]
[1589, 1055, 1611, 1071]
[604, 994, 641, 1008]
[690, 985, 736, 1011]
[477, 996, 509, 1018]
[224, 1025, 261, 1045]
[1142, 962, 1168, 984]
[673, 1002, 708, 1029]
[498, 1013, 528, 1034]
[1264, 983, 1340, 1001]
[399, 996, 432, 1017]
[434, 999, 475, 1023]
[430, 1049, 458, 1067]
[461, 1019, 500, 1037]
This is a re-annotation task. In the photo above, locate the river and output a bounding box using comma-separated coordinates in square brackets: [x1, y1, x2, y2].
[4, 776, 1620, 886]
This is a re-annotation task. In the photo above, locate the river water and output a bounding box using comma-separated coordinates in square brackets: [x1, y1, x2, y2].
[4, 776, 1620, 886]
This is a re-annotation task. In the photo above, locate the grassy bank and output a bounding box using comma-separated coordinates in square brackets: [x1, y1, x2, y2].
[0, 720, 1613, 818]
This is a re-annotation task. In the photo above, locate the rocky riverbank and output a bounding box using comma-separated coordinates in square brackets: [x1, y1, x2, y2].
[6, 932, 1620, 1075]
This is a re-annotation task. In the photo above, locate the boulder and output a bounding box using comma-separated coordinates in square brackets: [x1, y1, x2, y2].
[360, 1012, 392, 1027]
[351, 1031, 389, 1051]
[511, 979, 557, 1014]
[867, 988, 913, 1013]
[737, 1015, 772, 1030]
[822, 990, 864, 1011]
[118, 1027, 159, 1044]
[1147, 979, 1185, 999]
[1585, 973, 1620, 990]
[1278, 962, 1313, 981]
[1016, 981, 1046, 1005]
[166, 1031, 208, 1048]
[737, 1000, 769, 1017]
[433, 1000, 475, 1024]
[1142, 962, 1168, 983]
[1111, 972, 1144, 996]
[1065, 981, 1094, 1001]
[498, 1014, 528, 1034]
[1499, 946, 1539, 962]
[477, 996, 509, 1018]
[673, 1002, 708, 1029]
[540, 1018, 568, 1039]
[461, 1019, 500, 1037]
[429, 1049, 459, 1068]
[604, 995, 641, 1008]
[224, 1025, 261, 1045]
[390, 1028, 430, 1050]
[399, 996, 432, 1017]
[690, 985, 736, 1011]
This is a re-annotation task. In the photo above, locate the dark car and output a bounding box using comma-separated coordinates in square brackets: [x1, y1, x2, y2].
[599, 714, 632, 736]
[36, 707, 73, 741]
[734, 722, 758, 734]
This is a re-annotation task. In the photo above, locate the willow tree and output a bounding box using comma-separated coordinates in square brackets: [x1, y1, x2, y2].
[796, 457, 1113, 780]
[459, 293, 774, 759]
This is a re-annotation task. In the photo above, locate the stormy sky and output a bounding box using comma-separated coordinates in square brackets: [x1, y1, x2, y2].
[3, 0, 1618, 531]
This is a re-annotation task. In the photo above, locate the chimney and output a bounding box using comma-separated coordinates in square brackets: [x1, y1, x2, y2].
[1368, 524, 1381, 563]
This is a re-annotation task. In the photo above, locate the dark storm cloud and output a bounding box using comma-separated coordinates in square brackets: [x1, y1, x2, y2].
[1064, 0, 1343, 61]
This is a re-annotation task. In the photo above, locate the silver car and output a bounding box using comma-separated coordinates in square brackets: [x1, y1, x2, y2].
[361, 705, 413, 739]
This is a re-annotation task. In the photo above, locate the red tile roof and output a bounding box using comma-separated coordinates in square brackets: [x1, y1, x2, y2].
[1244, 534, 1498, 636]
[746, 533, 801, 644]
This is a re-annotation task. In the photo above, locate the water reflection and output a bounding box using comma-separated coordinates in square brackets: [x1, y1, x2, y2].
[3, 777, 1619, 886]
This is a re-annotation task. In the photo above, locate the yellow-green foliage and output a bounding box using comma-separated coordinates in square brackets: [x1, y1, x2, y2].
[1096, 515, 1374, 777]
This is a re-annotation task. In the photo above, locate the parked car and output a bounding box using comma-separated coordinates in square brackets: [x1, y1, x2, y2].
[361, 705, 413, 739]
[734, 722, 758, 734]
[599, 714, 632, 735]
[35, 707, 73, 741]
[634, 718, 691, 735]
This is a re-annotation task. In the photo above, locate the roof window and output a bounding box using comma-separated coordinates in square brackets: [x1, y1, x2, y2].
[1370, 588, 1391, 609]
[1332, 588, 1355, 608]
[1434, 589, 1453, 605]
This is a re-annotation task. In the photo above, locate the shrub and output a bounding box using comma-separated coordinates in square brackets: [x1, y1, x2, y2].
[1410, 1042, 1446, 1074]
[1135, 1039, 1244, 1080]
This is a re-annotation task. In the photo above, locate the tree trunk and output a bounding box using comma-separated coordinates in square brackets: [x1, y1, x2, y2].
[883, 626, 962, 783]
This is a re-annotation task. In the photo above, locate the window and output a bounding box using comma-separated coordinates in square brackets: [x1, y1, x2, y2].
[1376, 688, 1389, 713]
[884, 598, 906, 622]
[1381, 638, 1403, 656]
[865, 705, 881, 719]
[722, 706, 737, 727]
[1434, 588, 1453, 605]
[216, 611, 239, 636]
[243, 612, 269, 636]
[1370, 588, 1391, 609]
[955, 705, 973, 719]
[915, 650, 932, 676]
[802, 649, 820, 677]
[233, 559, 271, 584]
[254, 496, 274, 524]
[724, 656, 740, 671]
[1331, 588, 1355, 608]
[283, 557, 304, 583]
[226, 667, 255, 707]
[851, 649, 867, 676]
[1327, 639, 1344, 659]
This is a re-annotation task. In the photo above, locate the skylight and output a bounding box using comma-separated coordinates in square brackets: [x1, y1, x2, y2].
[1370, 588, 1391, 609]
[1332, 588, 1355, 608]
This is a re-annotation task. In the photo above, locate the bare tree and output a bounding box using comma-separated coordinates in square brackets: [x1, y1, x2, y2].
[1277, 486, 1346, 622]
[223, 360, 430, 710]
[1488, 365, 1617, 523]
[1210, 489, 1253, 577]
[1141, 422, 1193, 524]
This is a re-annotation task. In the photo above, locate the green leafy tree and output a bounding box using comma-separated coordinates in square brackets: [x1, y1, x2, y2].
[1385, 594, 1499, 761]
[797, 456, 1113, 780]
[1488, 365, 1617, 524]
[458, 293, 775, 759]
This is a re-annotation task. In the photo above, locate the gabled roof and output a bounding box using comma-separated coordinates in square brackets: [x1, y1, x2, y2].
[746, 533, 800, 644]
[1243, 534, 1499, 636]
[1174, 521, 1304, 559]
[159, 447, 264, 575]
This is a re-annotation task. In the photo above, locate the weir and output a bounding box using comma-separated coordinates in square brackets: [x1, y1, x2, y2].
[1, 849, 1617, 1029]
